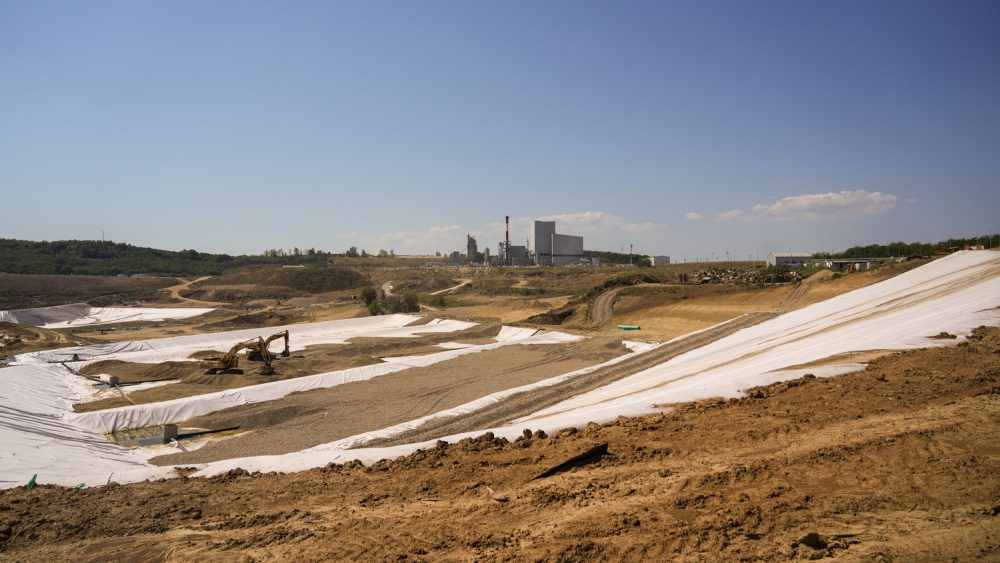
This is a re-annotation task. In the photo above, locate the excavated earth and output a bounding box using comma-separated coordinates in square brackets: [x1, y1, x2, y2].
[2, 327, 997, 561]
[149, 336, 630, 464]
[73, 322, 505, 411]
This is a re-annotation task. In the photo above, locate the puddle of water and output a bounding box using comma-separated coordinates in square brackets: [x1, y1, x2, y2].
[107, 425, 242, 449]
[108, 426, 184, 448]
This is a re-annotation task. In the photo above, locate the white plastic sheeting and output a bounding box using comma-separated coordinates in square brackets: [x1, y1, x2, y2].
[4, 252, 997, 487]
[1, 314, 475, 487]
[0, 314, 587, 487]
[69, 325, 582, 433]
[0, 363, 176, 488]
[515, 251, 999, 429]
[190, 251, 999, 478]
[0, 303, 214, 328]
[13, 315, 474, 366]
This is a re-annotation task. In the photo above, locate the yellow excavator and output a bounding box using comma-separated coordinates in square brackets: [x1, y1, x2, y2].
[247, 330, 290, 362]
[199, 337, 274, 375]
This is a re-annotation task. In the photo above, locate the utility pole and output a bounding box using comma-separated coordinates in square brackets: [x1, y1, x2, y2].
[629, 243, 633, 266]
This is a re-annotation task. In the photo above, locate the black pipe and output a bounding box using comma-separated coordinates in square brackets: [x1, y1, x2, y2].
[172, 426, 241, 442]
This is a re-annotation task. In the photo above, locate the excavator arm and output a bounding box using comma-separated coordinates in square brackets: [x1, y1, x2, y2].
[199, 337, 264, 374]
[262, 330, 290, 357]
[247, 330, 290, 361]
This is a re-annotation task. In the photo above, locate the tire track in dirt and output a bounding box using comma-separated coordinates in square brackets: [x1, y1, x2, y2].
[366, 312, 778, 447]
[778, 270, 834, 311]
[585, 283, 674, 327]
[429, 279, 471, 296]
[167, 276, 224, 306]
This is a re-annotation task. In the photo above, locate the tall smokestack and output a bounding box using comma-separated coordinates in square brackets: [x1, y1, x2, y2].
[505, 215, 510, 266]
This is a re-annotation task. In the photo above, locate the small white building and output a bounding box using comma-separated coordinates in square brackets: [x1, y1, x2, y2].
[649, 255, 671, 266]
[766, 252, 812, 268]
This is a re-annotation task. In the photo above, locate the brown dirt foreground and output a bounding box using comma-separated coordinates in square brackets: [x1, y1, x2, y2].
[2, 327, 999, 562]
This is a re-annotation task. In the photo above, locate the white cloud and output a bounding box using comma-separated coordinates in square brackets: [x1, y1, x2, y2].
[714, 190, 898, 222]
[714, 209, 745, 221]
[537, 211, 665, 233]
[685, 212, 704, 221]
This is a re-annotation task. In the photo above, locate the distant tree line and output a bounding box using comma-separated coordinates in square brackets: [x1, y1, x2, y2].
[584, 250, 652, 267]
[0, 239, 372, 276]
[813, 235, 998, 259]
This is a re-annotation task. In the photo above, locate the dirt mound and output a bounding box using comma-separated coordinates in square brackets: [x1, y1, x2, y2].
[180, 285, 299, 304]
[525, 306, 578, 325]
[0, 273, 177, 310]
[193, 267, 371, 294]
[3, 327, 998, 560]
[79, 360, 201, 383]
[200, 309, 297, 329]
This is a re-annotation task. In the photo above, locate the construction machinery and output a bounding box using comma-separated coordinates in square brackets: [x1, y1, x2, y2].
[247, 330, 290, 361]
[199, 337, 267, 375]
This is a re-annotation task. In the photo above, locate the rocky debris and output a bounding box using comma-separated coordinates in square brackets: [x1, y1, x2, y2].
[930, 331, 958, 339]
[682, 267, 802, 285]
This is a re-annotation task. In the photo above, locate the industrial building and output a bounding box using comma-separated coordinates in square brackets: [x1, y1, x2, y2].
[766, 252, 813, 268]
[466, 235, 478, 260]
[649, 255, 671, 266]
[531, 221, 586, 266]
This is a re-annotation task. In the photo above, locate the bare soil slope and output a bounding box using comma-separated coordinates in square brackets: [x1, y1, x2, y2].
[149, 336, 630, 465]
[3, 328, 997, 561]
[74, 323, 505, 411]
[0, 273, 178, 310]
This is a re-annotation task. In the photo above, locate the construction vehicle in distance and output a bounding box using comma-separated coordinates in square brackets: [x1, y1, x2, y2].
[200, 337, 272, 375]
[247, 330, 290, 362]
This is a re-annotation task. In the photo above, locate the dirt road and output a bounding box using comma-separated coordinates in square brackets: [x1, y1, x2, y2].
[777, 269, 834, 311]
[0, 322, 84, 357]
[587, 283, 664, 327]
[4, 327, 997, 561]
[429, 279, 471, 296]
[166, 276, 224, 306]
[371, 312, 778, 446]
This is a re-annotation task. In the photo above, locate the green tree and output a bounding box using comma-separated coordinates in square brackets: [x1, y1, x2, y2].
[360, 286, 377, 306]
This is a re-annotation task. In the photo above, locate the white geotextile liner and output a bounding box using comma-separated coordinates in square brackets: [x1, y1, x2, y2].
[0, 363, 176, 488]
[0, 314, 474, 487]
[0, 303, 214, 329]
[5, 252, 998, 487]
[190, 251, 1000, 478]
[514, 251, 999, 429]
[14, 314, 473, 365]
[68, 326, 582, 433]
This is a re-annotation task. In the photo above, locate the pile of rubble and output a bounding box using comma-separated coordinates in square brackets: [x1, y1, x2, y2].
[680, 268, 802, 285]
[0, 332, 21, 349]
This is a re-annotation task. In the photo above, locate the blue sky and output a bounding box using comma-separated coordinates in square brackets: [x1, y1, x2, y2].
[2, 0, 998, 259]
